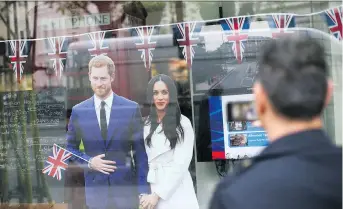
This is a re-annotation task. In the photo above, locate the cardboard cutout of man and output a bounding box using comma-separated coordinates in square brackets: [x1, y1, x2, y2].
[66, 54, 150, 209]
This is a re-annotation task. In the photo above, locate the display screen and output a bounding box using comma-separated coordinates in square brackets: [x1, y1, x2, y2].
[227, 101, 258, 122]
[209, 94, 269, 160]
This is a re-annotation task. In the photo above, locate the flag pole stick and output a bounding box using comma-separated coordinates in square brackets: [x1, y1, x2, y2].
[53, 143, 90, 164]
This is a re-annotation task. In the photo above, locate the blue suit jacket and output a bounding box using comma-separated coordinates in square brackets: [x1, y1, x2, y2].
[66, 93, 150, 208]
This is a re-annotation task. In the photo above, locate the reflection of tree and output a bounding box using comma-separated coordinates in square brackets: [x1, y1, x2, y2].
[276, 2, 287, 13]
[46, 1, 147, 18]
[224, 2, 236, 17]
[175, 1, 183, 23]
[0, 63, 51, 204]
[0, 2, 17, 38]
[0, 1, 31, 39]
[0, 90, 52, 203]
[238, 2, 255, 16]
[259, 2, 287, 13]
[0, 78, 31, 203]
[18, 91, 33, 203]
[29, 90, 52, 203]
[0, 92, 9, 203]
[199, 2, 223, 19]
[142, 2, 166, 13]
[182, 2, 204, 22]
[46, 2, 89, 15]
[157, 2, 183, 27]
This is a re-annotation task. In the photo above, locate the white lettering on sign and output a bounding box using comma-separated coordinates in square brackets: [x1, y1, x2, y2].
[39, 13, 111, 30]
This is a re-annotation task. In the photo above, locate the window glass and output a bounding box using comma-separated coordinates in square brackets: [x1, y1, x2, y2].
[0, 1, 341, 208]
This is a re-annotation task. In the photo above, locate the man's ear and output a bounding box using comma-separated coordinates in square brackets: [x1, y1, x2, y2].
[253, 82, 267, 116]
[110, 73, 115, 82]
[324, 79, 334, 108]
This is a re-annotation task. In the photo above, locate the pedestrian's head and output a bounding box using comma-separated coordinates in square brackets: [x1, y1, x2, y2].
[253, 35, 333, 133]
[144, 74, 184, 149]
[88, 54, 115, 99]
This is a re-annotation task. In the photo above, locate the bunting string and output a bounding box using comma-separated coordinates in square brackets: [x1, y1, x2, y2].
[0, 5, 341, 83]
[0, 5, 341, 42]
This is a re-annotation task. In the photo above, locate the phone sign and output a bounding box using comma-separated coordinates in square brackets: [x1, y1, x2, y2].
[39, 13, 111, 30]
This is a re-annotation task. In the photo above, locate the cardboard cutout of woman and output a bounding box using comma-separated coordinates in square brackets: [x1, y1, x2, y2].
[140, 74, 199, 209]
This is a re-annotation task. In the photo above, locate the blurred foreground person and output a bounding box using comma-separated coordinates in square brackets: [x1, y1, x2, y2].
[209, 36, 342, 209]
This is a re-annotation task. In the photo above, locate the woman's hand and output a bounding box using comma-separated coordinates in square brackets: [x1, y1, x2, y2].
[140, 193, 160, 209]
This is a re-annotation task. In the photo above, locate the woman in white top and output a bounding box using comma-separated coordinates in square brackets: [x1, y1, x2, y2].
[139, 74, 199, 209]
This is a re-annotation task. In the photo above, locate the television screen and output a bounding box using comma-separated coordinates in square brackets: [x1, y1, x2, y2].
[208, 92, 269, 160]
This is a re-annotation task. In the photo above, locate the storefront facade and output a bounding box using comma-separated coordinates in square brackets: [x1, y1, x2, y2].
[0, 1, 341, 209]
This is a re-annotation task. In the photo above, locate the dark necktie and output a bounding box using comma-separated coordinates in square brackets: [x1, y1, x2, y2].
[100, 101, 107, 141]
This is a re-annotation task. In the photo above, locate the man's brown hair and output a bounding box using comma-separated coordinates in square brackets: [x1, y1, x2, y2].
[88, 54, 115, 76]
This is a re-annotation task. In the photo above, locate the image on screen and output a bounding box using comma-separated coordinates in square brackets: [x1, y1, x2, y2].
[227, 101, 257, 122]
[208, 94, 269, 160]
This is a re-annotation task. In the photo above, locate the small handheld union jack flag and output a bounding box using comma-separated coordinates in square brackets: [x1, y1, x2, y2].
[42, 144, 73, 181]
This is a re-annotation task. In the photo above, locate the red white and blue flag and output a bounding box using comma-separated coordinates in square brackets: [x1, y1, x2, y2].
[133, 26, 157, 71]
[322, 6, 342, 41]
[87, 31, 110, 57]
[42, 144, 73, 181]
[174, 22, 201, 69]
[47, 37, 68, 78]
[8, 40, 29, 83]
[267, 14, 296, 38]
[220, 17, 250, 63]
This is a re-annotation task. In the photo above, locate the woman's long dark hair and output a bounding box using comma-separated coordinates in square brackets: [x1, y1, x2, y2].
[144, 74, 184, 150]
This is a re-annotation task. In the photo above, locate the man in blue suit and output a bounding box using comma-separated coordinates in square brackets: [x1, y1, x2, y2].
[66, 54, 150, 209]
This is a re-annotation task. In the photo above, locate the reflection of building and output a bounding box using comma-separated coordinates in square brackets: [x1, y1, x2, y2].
[257, 1, 339, 31]
[23, 2, 147, 90]
[0, 2, 148, 90]
[0, 2, 341, 208]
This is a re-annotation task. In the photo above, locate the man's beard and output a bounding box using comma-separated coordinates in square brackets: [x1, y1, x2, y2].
[93, 86, 110, 97]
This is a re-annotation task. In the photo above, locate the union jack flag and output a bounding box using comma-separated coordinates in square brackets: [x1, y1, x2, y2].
[174, 22, 201, 69]
[87, 31, 110, 57]
[267, 14, 295, 38]
[42, 144, 72, 181]
[133, 26, 157, 71]
[322, 6, 342, 41]
[47, 37, 68, 78]
[8, 40, 29, 83]
[220, 17, 250, 63]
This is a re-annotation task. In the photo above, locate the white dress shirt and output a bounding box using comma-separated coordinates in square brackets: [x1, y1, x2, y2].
[93, 92, 113, 128]
[88, 93, 114, 169]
